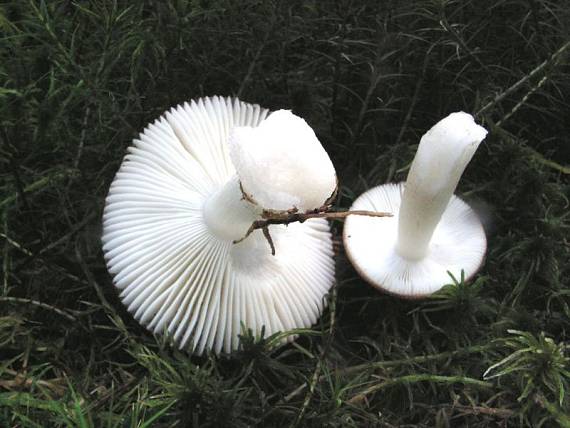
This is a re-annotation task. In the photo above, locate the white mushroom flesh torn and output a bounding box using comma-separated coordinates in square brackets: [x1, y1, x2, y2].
[229, 110, 337, 212]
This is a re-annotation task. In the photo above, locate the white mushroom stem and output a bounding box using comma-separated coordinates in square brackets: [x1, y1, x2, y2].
[203, 175, 261, 242]
[396, 112, 488, 261]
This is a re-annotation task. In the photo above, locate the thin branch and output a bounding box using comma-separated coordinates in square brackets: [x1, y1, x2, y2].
[237, 41, 266, 98]
[439, 15, 487, 70]
[492, 124, 570, 175]
[282, 343, 494, 403]
[0, 296, 76, 322]
[233, 210, 392, 253]
[395, 48, 431, 146]
[290, 271, 339, 427]
[476, 41, 570, 117]
[261, 225, 275, 256]
[449, 404, 514, 419]
[524, 146, 570, 175]
[496, 75, 548, 128]
[0, 232, 33, 256]
[75, 243, 130, 338]
[37, 211, 96, 256]
[72, 104, 91, 171]
[0, 169, 77, 210]
[0, 368, 66, 395]
[291, 359, 322, 428]
[347, 374, 492, 405]
[9, 160, 30, 211]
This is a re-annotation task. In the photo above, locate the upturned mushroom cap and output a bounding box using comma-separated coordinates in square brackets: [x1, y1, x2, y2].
[102, 96, 335, 354]
[343, 183, 486, 297]
[343, 112, 487, 298]
[229, 110, 337, 212]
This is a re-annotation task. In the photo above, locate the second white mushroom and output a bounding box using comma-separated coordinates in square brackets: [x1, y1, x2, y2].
[343, 112, 488, 298]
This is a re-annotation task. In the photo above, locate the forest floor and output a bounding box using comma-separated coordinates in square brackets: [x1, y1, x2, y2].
[1, 1, 569, 426]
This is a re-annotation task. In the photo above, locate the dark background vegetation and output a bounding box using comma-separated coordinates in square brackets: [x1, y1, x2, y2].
[1, 0, 569, 426]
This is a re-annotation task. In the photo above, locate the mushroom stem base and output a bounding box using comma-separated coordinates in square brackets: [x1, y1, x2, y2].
[203, 175, 261, 242]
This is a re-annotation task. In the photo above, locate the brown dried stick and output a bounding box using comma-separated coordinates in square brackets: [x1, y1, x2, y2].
[234, 210, 391, 255]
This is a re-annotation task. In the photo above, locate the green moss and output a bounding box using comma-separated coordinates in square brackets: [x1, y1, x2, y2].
[1, 0, 569, 426]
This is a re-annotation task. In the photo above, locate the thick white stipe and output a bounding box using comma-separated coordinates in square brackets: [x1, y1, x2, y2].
[344, 112, 488, 297]
[203, 175, 261, 241]
[396, 112, 487, 260]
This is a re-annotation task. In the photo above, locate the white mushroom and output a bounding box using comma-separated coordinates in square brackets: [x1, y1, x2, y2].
[343, 112, 488, 298]
[102, 97, 336, 355]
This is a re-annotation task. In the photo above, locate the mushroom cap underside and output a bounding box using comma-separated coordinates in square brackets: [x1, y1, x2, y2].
[343, 183, 486, 298]
[102, 96, 336, 354]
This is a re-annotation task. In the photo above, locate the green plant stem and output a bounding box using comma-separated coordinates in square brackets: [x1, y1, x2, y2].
[1, 169, 77, 210]
[282, 343, 494, 403]
[0, 296, 76, 321]
[476, 40, 570, 117]
[348, 374, 493, 404]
